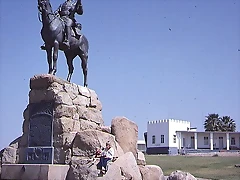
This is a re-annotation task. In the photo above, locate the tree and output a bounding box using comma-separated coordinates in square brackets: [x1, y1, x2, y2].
[204, 114, 236, 132]
[220, 116, 236, 132]
[204, 113, 221, 131]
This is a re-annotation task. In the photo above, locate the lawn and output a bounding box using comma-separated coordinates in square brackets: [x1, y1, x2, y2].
[145, 155, 240, 180]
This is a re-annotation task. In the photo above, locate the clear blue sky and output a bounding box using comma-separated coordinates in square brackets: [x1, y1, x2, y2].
[0, 0, 239, 150]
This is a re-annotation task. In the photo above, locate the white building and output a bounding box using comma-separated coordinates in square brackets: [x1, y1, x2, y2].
[137, 140, 146, 153]
[146, 119, 240, 154]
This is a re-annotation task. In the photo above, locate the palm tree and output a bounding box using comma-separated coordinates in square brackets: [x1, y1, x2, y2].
[204, 113, 221, 131]
[220, 116, 236, 132]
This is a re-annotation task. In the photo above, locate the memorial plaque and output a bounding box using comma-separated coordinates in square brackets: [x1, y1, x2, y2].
[28, 114, 52, 147]
[24, 101, 54, 164]
[25, 147, 53, 164]
[28, 101, 54, 147]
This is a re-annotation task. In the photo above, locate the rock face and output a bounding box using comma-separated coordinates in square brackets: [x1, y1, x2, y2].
[0, 74, 166, 180]
[139, 165, 165, 180]
[137, 151, 146, 166]
[111, 116, 138, 159]
[167, 170, 197, 180]
[66, 158, 99, 180]
[100, 152, 142, 180]
[72, 130, 124, 158]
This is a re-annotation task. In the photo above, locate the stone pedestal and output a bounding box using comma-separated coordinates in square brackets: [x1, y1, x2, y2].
[1, 164, 69, 180]
[19, 74, 103, 164]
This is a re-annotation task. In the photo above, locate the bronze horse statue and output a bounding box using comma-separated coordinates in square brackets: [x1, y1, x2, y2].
[37, 0, 89, 87]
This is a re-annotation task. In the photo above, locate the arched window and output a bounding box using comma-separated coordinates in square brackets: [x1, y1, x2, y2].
[152, 135, 156, 144]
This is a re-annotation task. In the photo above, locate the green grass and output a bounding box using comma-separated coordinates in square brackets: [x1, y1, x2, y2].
[145, 155, 240, 180]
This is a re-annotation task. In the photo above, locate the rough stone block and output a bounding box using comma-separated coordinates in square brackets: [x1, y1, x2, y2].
[53, 132, 77, 148]
[29, 89, 55, 103]
[88, 108, 103, 124]
[53, 117, 80, 134]
[73, 95, 90, 107]
[167, 170, 197, 180]
[100, 125, 111, 134]
[55, 92, 73, 106]
[89, 89, 102, 111]
[63, 83, 79, 99]
[112, 152, 142, 180]
[54, 104, 78, 119]
[97, 163, 122, 180]
[139, 165, 165, 180]
[72, 130, 124, 157]
[30, 74, 66, 90]
[77, 106, 104, 125]
[1, 146, 17, 164]
[111, 116, 138, 158]
[137, 151, 146, 165]
[78, 85, 91, 97]
[66, 157, 99, 180]
[79, 119, 101, 131]
[90, 98, 102, 111]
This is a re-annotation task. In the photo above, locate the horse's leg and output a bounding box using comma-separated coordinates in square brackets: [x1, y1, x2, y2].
[52, 40, 59, 75]
[65, 51, 75, 82]
[79, 53, 88, 87]
[46, 46, 53, 74]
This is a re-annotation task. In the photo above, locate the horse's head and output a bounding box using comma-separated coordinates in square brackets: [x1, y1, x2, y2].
[37, 0, 54, 24]
[38, 0, 51, 13]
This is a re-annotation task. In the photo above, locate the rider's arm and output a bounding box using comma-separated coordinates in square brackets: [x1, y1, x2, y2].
[74, 0, 83, 15]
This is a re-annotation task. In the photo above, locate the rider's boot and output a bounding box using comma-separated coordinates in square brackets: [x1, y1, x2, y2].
[73, 27, 80, 39]
[63, 26, 71, 49]
[76, 23, 82, 30]
[41, 43, 46, 50]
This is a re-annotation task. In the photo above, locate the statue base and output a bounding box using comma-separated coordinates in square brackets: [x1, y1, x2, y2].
[1, 164, 69, 180]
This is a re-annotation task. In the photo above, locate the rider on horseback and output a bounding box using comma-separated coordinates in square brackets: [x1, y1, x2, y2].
[41, 0, 83, 50]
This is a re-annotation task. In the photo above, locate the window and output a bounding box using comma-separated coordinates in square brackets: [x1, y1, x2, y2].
[173, 135, 176, 143]
[204, 137, 209, 145]
[190, 136, 194, 148]
[231, 137, 235, 145]
[161, 135, 164, 143]
[152, 135, 155, 144]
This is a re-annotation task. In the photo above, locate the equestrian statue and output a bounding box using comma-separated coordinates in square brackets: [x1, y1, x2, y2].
[38, 0, 89, 87]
